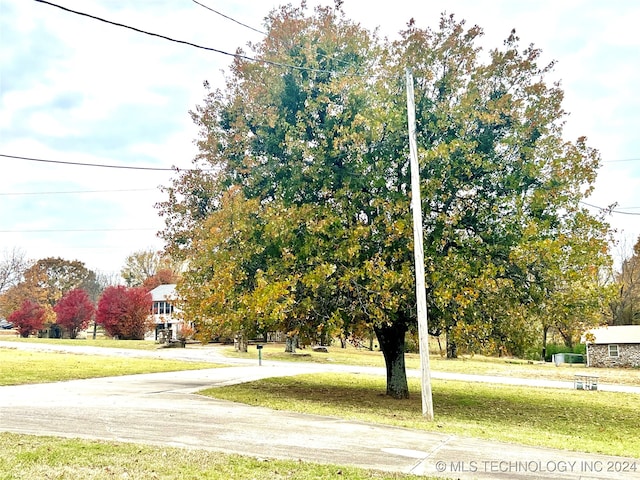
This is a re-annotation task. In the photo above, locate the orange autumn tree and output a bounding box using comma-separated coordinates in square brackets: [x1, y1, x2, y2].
[142, 269, 180, 292]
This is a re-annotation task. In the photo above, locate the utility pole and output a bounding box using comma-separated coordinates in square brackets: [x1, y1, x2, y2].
[405, 68, 434, 420]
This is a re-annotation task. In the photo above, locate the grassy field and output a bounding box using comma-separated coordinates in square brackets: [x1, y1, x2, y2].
[0, 334, 160, 350]
[0, 348, 219, 386]
[222, 342, 640, 386]
[1, 341, 638, 477]
[4, 335, 640, 385]
[0, 433, 428, 480]
[201, 373, 640, 458]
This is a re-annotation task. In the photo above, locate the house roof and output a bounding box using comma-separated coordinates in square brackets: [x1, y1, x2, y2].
[583, 325, 640, 345]
[149, 284, 177, 302]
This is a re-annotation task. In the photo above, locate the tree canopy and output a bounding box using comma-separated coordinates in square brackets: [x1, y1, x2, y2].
[0, 248, 29, 296]
[608, 236, 640, 326]
[54, 288, 95, 339]
[8, 299, 46, 338]
[0, 257, 100, 322]
[158, 5, 612, 399]
[96, 286, 153, 340]
[121, 248, 182, 288]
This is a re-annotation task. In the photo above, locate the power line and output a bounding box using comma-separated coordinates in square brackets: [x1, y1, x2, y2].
[0, 188, 157, 196]
[191, 0, 266, 35]
[35, 245, 160, 251]
[0, 228, 158, 233]
[191, 0, 362, 74]
[6, 151, 637, 173]
[2, 154, 179, 171]
[580, 201, 640, 216]
[34, 0, 342, 76]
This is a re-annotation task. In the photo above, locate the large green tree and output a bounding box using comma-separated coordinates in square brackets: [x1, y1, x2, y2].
[159, 6, 612, 398]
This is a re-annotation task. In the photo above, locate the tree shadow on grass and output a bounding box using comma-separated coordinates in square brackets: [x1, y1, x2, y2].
[207, 373, 639, 455]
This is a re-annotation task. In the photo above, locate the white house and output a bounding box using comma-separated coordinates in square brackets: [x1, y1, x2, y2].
[147, 284, 182, 341]
[582, 325, 640, 368]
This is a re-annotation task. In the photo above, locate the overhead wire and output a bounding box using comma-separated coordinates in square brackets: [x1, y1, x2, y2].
[1, 153, 202, 172]
[5, 153, 640, 215]
[26, 2, 640, 225]
[0, 228, 158, 233]
[33, 0, 350, 76]
[580, 201, 640, 216]
[191, 0, 266, 35]
[0, 188, 157, 196]
[191, 0, 368, 74]
[16, 0, 369, 262]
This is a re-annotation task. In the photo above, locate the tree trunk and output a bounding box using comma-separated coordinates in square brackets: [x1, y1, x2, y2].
[285, 334, 298, 353]
[374, 322, 409, 399]
[559, 328, 574, 349]
[542, 325, 549, 360]
[234, 332, 248, 352]
[446, 329, 457, 359]
[437, 335, 444, 356]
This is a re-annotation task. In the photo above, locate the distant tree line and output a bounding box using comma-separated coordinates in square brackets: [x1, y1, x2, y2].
[0, 248, 180, 340]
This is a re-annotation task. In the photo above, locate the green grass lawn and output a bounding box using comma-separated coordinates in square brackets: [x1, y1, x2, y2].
[224, 343, 640, 386]
[0, 342, 640, 479]
[0, 346, 434, 479]
[2, 340, 638, 461]
[0, 433, 429, 480]
[5, 337, 640, 387]
[0, 335, 160, 350]
[0, 348, 220, 386]
[200, 373, 640, 458]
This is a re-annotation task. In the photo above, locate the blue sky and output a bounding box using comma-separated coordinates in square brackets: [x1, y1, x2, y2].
[1, 0, 639, 277]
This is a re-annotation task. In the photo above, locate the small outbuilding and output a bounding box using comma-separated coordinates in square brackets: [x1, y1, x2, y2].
[583, 325, 640, 368]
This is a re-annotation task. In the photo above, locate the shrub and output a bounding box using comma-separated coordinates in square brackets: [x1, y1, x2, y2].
[8, 300, 46, 338]
[96, 286, 153, 340]
[544, 343, 586, 362]
[54, 288, 95, 339]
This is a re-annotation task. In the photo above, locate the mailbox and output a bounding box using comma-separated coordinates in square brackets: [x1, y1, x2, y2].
[256, 344, 263, 366]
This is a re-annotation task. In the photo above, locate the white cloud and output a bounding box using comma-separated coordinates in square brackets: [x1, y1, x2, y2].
[27, 112, 78, 137]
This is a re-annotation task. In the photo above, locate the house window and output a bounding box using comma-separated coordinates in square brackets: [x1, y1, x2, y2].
[153, 301, 174, 315]
[608, 345, 619, 357]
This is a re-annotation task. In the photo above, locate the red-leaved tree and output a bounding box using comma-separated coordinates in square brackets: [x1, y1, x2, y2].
[54, 288, 95, 339]
[96, 286, 153, 340]
[8, 299, 46, 337]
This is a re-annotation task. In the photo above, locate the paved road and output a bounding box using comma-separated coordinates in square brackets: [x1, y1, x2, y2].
[1, 341, 638, 479]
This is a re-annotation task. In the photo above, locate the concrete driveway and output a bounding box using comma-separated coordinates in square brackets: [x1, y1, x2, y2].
[0, 341, 638, 479]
